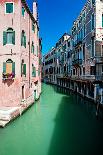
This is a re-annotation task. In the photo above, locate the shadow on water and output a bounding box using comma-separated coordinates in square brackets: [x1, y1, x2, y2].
[48, 85, 103, 155]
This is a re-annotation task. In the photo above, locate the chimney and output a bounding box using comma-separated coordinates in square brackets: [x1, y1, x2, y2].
[33, 0, 37, 21]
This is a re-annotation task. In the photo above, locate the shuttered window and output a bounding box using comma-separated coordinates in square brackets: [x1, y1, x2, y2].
[3, 60, 15, 75]
[22, 7, 25, 17]
[21, 63, 26, 77]
[32, 23, 35, 32]
[3, 28, 15, 45]
[21, 31, 26, 48]
[6, 3, 14, 13]
[102, 14, 103, 28]
[31, 42, 34, 53]
[3, 62, 6, 73]
[12, 62, 15, 74]
[23, 64, 26, 76]
[32, 65, 36, 77]
[38, 68, 40, 76]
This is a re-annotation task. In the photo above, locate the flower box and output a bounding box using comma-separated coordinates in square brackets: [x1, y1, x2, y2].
[2, 72, 15, 80]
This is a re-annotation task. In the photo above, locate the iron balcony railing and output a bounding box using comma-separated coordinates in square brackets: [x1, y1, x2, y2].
[71, 75, 103, 81]
[72, 59, 82, 66]
[95, 75, 103, 81]
[74, 38, 82, 47]
[95, 56, 103, 64]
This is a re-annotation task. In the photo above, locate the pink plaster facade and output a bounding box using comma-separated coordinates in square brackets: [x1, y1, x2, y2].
[0, 0, 41, 107]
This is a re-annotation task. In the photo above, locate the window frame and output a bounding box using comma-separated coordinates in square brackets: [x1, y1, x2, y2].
[7, 28, 14, 45]
[22, 6, 25, 17]
[91, 13, 95, 30]
[5, 2, 14, 14]
[3, 28, 15, 45]
[21, 30, 26, 48]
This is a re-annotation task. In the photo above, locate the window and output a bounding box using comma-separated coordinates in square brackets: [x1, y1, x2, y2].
[38, 68, 40, 76]
[3, 28, 15, 45]
[21, 31, 26, 48]
[22, 7, 25, 17]
[22, 85, 25, 99]
[5, 3, 14, 14]
[21, 60, 26, 77]
[68, 41, 70, 47]
[31, 41, 34, 54]
[32, 64, 36, 77]
[102, 14, 103, 27]
[32, 22, 35, 32]
[83, 24, 86, 38]
[91, 0, 95, 5]
[90, 66, 96, 75]
[102, 45, 103, 56]
[3, 59, 15, 79]
[83, 67, 85, 75]
[83, 44, 85, 60]
[91, 37, 94, 57]
[73, 69, 75, 75]
[91, 14, 95, 30]
[102, 65, 103, 73]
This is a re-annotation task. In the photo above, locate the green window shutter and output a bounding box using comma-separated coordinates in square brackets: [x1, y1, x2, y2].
[31, 44, 34, 54]
[24, 35, 26, 48]
[3, 62, 6, 73]
[34, 67, 36, 77]
[32, 67, 36, 77]
[38, 68, 40, 76]
[12, 62, 15, 74]
[12, 31, 15, 45]
[3, 31, 7, 45]
[32, 65, 34, 76]
[6, 3, 13, 13]
[102, 14, 103, 28]
[21, 63, 22, 76]
[33, 45, 34, 54]
[23, 64, 26, 76]
[31, 45, 33, 53]
[22, 7, 25, 17]
[32, 23, 35, 32]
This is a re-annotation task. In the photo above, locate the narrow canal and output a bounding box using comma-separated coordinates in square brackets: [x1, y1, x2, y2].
[0, 83, 103, 155]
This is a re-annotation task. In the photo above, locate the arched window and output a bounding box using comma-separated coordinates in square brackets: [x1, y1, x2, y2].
[21, 30, 26, 48]
[22, 6, 25, 17]
[3, 28, 15, 45]
[21, 59, 26, 77]
[2, 59, 15, 80]
[31, 41, 34, 54]
[32, 64, 36, 77]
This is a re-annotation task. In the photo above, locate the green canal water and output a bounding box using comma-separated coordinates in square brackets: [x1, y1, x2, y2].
[0, 83, 103, 155]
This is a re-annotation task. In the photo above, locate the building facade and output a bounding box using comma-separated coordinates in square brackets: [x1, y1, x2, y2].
[43, 0, 103, 105]
[0, 0, 41, 126]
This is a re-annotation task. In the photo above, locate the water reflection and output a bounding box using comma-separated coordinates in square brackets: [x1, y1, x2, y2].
[55, 86, 103, 120]
[48, 85, 103, 155]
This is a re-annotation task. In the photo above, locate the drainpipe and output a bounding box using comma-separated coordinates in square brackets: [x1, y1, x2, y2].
[29, 16, 31, 88]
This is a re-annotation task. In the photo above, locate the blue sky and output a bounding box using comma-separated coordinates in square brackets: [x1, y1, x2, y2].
[27, 0, 86, 55]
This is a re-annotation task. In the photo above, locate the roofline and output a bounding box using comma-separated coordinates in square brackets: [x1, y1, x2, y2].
[21, 0, 39, 30]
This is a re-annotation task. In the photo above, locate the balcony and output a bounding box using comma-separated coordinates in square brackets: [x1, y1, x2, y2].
[95, 75, 103, 81]
[95, 57, 103, 64]
[72, 59, 82, 66]
[81, 75, 103, 81]
[81, 75, 95, 80]
[2, 72, 15, 80]
[74, 38, 82, 47]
